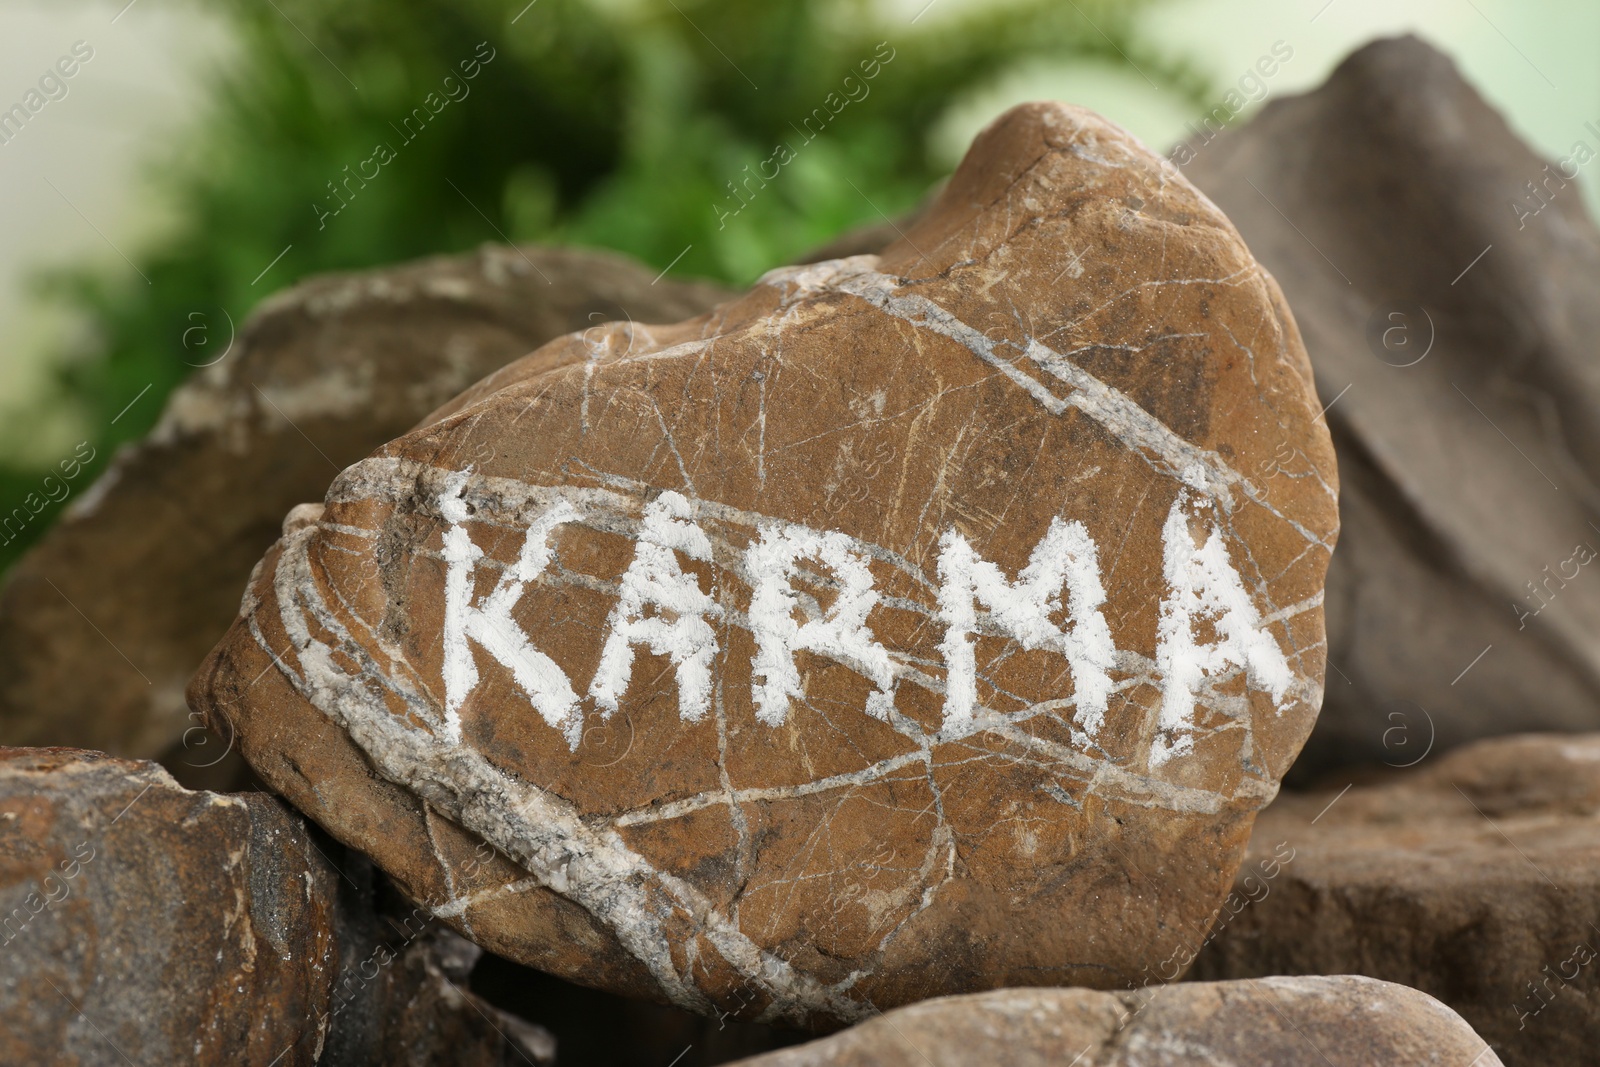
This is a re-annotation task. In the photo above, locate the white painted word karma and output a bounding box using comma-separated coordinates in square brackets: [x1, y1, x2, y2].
[437, 483, 1292, 763]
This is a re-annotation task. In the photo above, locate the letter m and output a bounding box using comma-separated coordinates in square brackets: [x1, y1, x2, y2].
[440, 489, 581, 746]
[936, 519, 1115, 737]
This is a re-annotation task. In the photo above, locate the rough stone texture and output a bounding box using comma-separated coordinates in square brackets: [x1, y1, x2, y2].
[1190, 733, 1600, 1067]
[0, 747, 553, 1066]
[192, 101, 1338, 1029]
[1183, 36, 1600, 777]
[0, 246, 732, 763]
[723, 976, 1500, 1066]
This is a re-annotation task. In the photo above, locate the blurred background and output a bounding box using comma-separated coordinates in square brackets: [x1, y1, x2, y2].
[0, 0, 1594, 574]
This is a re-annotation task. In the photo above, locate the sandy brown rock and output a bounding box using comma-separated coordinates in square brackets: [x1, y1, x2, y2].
[192, 101, 1338, 1028]
[724, 976, 1499, 1066]
[1182, 36, 1600, 777]
[1190, 733, 1600, 1066]
[0, 747, 552, 1066]
[0, 246, 731, 764]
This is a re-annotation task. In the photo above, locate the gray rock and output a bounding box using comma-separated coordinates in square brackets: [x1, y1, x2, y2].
[1183, 35, 1600, 776]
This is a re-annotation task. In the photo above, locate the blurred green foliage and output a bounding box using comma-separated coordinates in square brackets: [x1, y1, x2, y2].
[1, 0, 1205, 574]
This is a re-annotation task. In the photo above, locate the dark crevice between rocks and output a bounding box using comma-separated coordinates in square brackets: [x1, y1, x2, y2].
[470, 950, 812, 1067]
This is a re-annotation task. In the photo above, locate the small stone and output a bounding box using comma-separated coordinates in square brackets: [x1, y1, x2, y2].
[1182, 36, 1600, 776]
[192, 101, 1338, 1028]
[1191, 733, 1600, 1066]
[0, 746, 553, 1065]
[0, 246, 732, 763]
[722, 976, 1500, 1066]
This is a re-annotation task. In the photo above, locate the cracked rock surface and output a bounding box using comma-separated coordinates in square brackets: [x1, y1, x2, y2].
[1183, 36, 1600, 777]
[191, 101, 1338, 1029]
[0, 746, 553, 1066]
[723, 976, 1500, 1066]
[1190, 733, 1600, 1067]
[0, 245, 731, 764]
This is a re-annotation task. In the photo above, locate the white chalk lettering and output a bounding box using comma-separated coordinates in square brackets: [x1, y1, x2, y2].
[432, 480, 1295, 763]
[1151, 493, 1292, 765]
[936, 519, 1115, 736]
[441, 482, 581, 745]
[589, 490, 722, 722]
[746, 524, 896, 726]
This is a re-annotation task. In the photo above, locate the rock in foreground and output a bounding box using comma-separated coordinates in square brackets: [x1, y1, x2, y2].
[1184, 36, 1600, 775]
[0, 246, 731, 763]
[1191, 733, 1600, 1066]
[192, 101, 1338, 1028]
[0, 747, 552, 1066]
[725, 977, 1500, 1066]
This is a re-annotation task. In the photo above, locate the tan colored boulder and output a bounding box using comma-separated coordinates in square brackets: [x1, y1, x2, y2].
[1191, 733, 1600, 1066]
[191, 101, 1338, 1028]
[0, 246, 731, 763]
[0, 747, 553, 1065]
[724, 977, 1500, 1066]
[1182, 36, 1600, 777]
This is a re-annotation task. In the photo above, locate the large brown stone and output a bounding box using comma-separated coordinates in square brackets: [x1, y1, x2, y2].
[0, 747, 553, 1065]
[723, 976, 1500, 1066]
[191, 101, 1338, 1029]
[0, 246, 731, 763]
[1190, 733, 1600, 1066]
[1182, 36, 1600, 777]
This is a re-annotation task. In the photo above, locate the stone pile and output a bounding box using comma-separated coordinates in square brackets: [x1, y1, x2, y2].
[1183, 35, 1600, 778]
[10, 34, 1584, 1063]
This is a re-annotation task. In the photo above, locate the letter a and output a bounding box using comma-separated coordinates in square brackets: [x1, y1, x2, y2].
[746, 524, 895, 726]
[936, 519, 1115, 737]
[1151, 493, 1292, 766]
[590, 491, 721, 721]
[441, 478, 581, 746]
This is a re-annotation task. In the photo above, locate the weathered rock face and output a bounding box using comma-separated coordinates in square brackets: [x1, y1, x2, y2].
[0, 747, 553, 1066]
[1190, 733, 1600, 1067]
[0, 246, 732, 763]
[724, 977, 1500, 1066]
[1182, 36, 1600, 777]
[191, 101, 1338, 1029]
